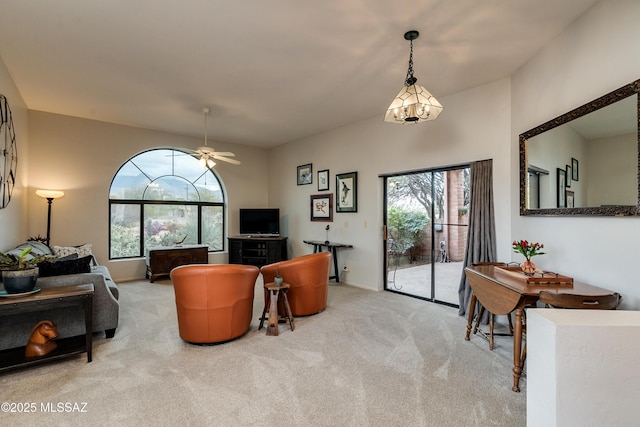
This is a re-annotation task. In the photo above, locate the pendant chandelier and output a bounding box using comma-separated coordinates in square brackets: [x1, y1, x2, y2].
[384, 30, 443, 124]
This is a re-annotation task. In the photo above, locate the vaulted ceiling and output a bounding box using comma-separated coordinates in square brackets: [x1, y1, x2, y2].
[0, 0, 599, 148]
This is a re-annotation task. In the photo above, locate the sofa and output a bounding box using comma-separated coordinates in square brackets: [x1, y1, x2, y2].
[0, 242, 120, 351]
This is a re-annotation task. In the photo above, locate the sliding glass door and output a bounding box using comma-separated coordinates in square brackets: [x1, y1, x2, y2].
[383, 166, 469, 306]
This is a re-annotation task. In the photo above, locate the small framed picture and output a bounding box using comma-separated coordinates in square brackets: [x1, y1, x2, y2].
[557, 168, 566, 208]
[566, 164, 572, 188]
[317, 169, 329, 191]
[571, 157, 579, 181]
[566, 190, 575, 208]
[336, 171, 357, 212]
[297, 164, 312, 185]
[310, 194, 333, 221]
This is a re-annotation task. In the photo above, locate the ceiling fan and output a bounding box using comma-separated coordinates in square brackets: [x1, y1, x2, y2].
[184, 108, 241, 168]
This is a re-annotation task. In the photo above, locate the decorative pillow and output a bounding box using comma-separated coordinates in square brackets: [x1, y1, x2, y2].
[6, 241, 53, 260]
[51, 244, 92, 258]
[37, 255, 92, 277]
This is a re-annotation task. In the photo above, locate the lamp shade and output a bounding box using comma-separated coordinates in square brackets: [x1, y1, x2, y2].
[36, 189, 65, 199]
[384, 83, 443, 124]
[384, 30, 443, 124]
[198, 156, 215, 169]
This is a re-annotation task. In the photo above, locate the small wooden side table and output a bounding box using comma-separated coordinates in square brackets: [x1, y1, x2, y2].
[0, 283, 94, 372]
[259, 282, 295, 336]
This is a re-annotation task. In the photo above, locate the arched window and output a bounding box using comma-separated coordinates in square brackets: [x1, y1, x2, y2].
[109, 148, 225, 259]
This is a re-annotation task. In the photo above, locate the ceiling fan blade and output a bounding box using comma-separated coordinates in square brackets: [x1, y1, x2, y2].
[212, 152, 235, 157]
[213, 156, 241, 165]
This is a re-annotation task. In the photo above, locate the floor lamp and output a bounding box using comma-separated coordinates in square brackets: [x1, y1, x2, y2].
[36, 189, 65, 246]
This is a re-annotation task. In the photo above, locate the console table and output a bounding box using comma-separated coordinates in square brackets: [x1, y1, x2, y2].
[463, 264, 618, 392]
[0, 283, 94, 372]
[303, 240, 353, 283]
[146, 245, 208, 282]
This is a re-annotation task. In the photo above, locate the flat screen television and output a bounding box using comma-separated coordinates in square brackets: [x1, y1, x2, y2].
[239, 208, 280, 236]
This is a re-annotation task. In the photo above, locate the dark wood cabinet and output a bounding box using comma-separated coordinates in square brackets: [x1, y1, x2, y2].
[228, 237, 287, 267]
[146, 245, 209, 282]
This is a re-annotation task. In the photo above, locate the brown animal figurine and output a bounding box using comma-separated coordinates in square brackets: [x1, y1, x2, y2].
[25, 320, 58, 357]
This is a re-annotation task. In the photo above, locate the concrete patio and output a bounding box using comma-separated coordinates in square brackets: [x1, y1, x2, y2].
[387, 260, 464, 306]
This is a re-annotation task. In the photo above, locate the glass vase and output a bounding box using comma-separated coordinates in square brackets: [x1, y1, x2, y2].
[521, 260, 536, 276]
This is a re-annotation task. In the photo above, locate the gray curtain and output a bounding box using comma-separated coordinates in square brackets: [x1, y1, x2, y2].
[458, 159, 497, 316]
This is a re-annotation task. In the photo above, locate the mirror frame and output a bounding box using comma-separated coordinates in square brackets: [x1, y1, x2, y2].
[520, 79, 640, 216]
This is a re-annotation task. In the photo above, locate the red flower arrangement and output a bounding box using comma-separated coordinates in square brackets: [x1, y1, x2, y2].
[513, 240, 545, 275]
[512, 240, 545, 261]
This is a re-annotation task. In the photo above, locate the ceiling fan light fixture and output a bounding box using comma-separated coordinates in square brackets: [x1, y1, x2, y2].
[192, 107, 240, 167]
[198, 156, 215, 169]
[384, 30, 443, 124]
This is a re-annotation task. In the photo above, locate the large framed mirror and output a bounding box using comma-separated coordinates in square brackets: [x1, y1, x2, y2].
[520, 79, 640, 216]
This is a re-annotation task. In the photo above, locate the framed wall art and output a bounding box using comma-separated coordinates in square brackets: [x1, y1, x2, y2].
[336, 171, 357, 212]
[571, 157, 579, 181]
[310, 193, 333, 221]
[317, 169, 329, 191]
[566, 164, 572, 188]
[297, 163, 312, 185]
[566, 190, 575, 208]
[557, 168, 566, 208]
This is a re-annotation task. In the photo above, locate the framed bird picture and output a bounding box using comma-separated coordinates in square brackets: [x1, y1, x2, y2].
[336, 172, 357, 212]
[297, 163, 312, 185]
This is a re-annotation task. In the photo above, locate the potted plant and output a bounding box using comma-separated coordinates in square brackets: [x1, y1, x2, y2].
[0, 246, 49, 294]
[274, 269, 283, 287]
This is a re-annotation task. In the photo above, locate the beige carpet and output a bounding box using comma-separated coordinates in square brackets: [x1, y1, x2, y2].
[0, 277, 526, 426]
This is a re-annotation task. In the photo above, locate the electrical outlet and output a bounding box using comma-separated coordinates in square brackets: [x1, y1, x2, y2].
[343, 264, 349, 272]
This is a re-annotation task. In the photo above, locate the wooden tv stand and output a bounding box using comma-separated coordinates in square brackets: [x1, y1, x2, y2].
[228, 236, 287, 267]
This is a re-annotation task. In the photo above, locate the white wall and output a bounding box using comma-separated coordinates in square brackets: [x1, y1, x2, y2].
[512, 0, 640, 309]
[25, 111, 270, 281]
[586, 133, 636, 206]
[0, 56, 29, 249]
[269, 78, 512, 291]
[527, 124, 586, 208]
[527, 309, 640, 426]
[2, 0, 639, 308]
[269, 0, 640, 308]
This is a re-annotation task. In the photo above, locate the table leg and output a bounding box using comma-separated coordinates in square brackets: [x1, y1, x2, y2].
[266, 290, 279, 336]
[281, 290, 295, 332]
[85, 294, 93, 363]
[489, 313, 495, 351]
[512, 308, 524, 392]
[465, 293, 477, 341]
[258, 296, 268, 330]
[313, 245, 320, 254]
[331, 247, 339, 283]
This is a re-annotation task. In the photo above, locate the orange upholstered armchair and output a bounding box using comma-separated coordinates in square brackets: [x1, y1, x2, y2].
[261, 252, 331, 316]
[170, 264, 259, 344]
